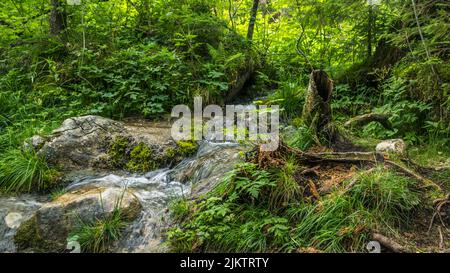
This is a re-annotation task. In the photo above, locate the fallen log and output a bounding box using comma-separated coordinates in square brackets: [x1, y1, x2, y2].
[345, 113, 392, 130]
[225, 63, 254, 103]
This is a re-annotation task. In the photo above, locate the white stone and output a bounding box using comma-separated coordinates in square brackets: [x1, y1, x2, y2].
[4, 212, 23, 229]
[376, 139, 406, 154]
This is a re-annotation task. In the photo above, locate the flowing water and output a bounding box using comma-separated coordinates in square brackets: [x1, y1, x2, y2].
[0, 141, 245, 253]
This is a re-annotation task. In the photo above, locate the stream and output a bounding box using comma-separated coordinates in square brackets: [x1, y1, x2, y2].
[0, 141, 245, 253]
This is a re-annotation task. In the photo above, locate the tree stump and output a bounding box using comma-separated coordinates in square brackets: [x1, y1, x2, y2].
[301, 70, 355, 149]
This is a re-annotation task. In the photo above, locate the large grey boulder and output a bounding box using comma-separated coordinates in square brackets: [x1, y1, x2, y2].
[28, 115, 183, 171]
[14, 187, 141, 252]
[33, 116, 125, 170]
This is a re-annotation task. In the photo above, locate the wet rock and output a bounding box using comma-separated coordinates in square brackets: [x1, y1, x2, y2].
[14, 187, 141, 252]
[0, 196, 42, 253]
[376, 139, 406, 155]
[34, 115, 125, 170]
[171, 142, 248, 198]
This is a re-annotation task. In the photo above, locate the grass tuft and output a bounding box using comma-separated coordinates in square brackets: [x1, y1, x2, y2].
[0, 149, 59, 193]
[70, 207, 127, 253]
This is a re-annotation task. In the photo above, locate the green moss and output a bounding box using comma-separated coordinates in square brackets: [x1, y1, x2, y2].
[108, 136, 130, 168]
[165, 147, 177, 159]
[176, 141, 198, 157]
[108, 138, 198, 173]
[14, 215, 62, 252]
[125, 142, 156, 173]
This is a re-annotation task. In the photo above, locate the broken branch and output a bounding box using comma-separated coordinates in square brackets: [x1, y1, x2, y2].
[345, 113, 392, 130]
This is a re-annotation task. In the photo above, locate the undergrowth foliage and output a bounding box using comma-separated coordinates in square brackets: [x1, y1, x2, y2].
[167, 163, 422, 253]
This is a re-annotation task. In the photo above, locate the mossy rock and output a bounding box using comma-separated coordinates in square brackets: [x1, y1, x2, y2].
[14, 215, 62, 252]
[106, 135, 199, 174]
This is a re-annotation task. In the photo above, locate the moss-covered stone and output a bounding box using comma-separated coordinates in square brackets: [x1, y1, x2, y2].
[176, 141, 198, 157]
[125, 142, 156, 173]
[165, 147, 177, 159]
[15, 187, 142, 253]
[108, 136, 130, 168]
[107, 137, 198, 173]
[14, 215, 63, 252]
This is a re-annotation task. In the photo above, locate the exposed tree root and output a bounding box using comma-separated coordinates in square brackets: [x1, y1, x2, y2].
[253, 142, 442, 191]
[372, 233, 408, 253]
[401, 157, 450, 175]
[428, 193, 450, 233]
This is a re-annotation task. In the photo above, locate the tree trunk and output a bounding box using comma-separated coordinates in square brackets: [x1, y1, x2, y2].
[247, 0, 259, 42]
[367, 5, 373, 57]
[50, 0, 67, 37]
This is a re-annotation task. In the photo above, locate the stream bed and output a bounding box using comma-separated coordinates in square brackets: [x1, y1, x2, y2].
[0, 141, 245, 253]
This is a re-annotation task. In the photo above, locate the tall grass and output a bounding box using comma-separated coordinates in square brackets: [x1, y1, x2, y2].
[70, 207, 127, 253]
[266, 81, 305, 121]
[0, 149, 57, 193]
[349, 168, 420, 225]
[269, 158, 302, 209]
[285, 124, 316, 151]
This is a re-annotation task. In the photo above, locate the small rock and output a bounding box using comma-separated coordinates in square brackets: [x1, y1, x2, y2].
[4, 213, 23, 229]
[376, 139, 406, 155]
[23, 135, 46, 151]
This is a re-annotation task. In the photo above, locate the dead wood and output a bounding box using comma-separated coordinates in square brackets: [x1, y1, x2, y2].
[372, 233, 408, 253]
[302, 70, 333, 130]
[254, 143, 442, 191]
[345, 113, 392, 130]
[401, 157, 450, 175]
[428, 193, 450, 232]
